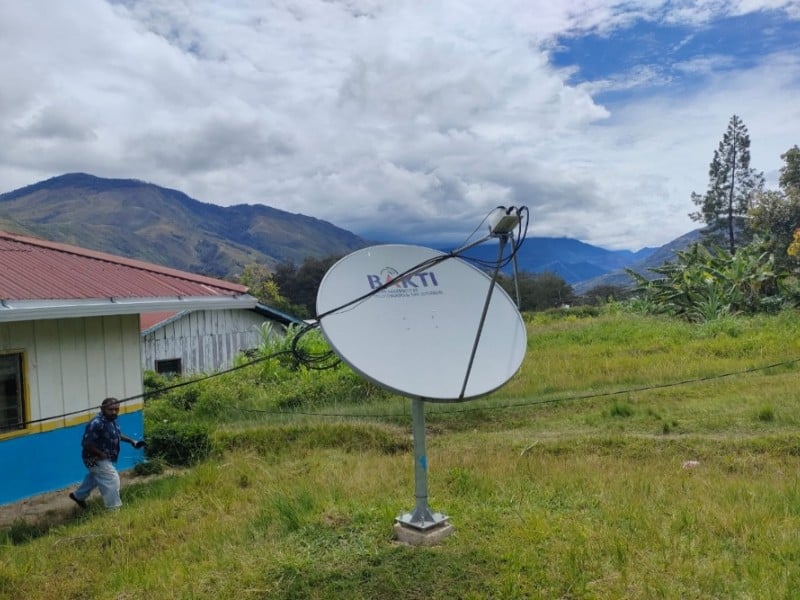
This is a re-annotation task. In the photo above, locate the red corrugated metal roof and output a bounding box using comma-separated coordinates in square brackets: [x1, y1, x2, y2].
[140, 311, 179, 330]
[0, 231, 248, 301]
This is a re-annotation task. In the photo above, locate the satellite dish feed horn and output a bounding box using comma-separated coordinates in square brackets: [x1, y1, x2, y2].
[316, 243, 527, 541]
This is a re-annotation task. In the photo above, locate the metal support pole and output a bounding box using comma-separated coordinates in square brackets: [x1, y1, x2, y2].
[458, 233, 508, 400]
[395, 398, 448, 530]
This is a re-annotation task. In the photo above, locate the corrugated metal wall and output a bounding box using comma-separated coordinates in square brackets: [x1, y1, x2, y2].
[141, 309, 282, 374]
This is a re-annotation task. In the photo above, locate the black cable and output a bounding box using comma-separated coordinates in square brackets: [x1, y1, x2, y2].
[12, 207, 524, 429]
[289, 321, 340, 370]
[17, 341, 799, 428]
[299, 207, 525, 370]
[312, 205, 526, 325]
[229, 356, 800, 420]
[11, 348, 296, 429]
[456, 206, 529, 273]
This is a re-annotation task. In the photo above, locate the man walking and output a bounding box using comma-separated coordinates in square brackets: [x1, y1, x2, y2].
[69, 397, 144, 510]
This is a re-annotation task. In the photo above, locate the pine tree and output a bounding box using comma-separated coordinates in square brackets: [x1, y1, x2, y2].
[689, 115, 764, 254]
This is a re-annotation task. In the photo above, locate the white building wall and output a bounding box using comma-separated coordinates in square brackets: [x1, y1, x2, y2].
[141, 309, 283, 375]
[0, 314, 144, 431]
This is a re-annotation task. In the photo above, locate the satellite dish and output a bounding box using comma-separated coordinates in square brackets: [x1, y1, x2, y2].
[316, 244, 526, 401]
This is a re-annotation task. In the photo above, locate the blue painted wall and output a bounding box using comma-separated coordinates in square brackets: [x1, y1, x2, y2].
[0, 411, 145, 506]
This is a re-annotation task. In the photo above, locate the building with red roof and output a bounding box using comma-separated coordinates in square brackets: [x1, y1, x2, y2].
[0, 231, 258, 505]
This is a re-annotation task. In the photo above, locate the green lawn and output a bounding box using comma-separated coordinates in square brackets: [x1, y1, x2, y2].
[3, 310, 800, 599]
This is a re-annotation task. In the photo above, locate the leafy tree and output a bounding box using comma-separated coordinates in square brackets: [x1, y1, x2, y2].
[690, 115, 765, 254]
[237, 263, 308, 318]
[780, 145, 800, 193]
[748, 146, 800, 272]
[273, 255, 342, 317]
[497, 271, 574, 312]
[749, 190, 800, 272]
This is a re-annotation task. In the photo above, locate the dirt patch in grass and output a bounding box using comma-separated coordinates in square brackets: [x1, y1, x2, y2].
[0, 471, 169, 529]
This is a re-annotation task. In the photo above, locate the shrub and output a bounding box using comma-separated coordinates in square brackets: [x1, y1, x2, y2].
[142, 398, 191, 428]
[271, 365, 389, 409]
[132, 456, 166, 476]
[145, 421, 213, 466]
[144, 371, 203, 410]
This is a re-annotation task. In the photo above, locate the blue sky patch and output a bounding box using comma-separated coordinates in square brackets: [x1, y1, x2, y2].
[552, 11, 800, 100]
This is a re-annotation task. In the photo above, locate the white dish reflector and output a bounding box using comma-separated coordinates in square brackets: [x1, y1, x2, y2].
[316, 244, 527, 401]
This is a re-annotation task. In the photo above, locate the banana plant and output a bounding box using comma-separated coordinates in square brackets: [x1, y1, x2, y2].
[626, 237, 790, 322]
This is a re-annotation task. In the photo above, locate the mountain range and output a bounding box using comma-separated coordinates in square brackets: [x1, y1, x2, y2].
[0, 173, 697, 289]
[0, 173, 366, 278]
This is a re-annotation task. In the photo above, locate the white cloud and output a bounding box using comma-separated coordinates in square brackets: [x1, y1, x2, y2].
[0, 0, 798, 252]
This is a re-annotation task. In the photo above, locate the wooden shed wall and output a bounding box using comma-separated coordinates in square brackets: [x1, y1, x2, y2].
[141, 309, 282, 374]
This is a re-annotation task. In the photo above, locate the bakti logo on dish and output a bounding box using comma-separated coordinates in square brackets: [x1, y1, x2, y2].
[366, 267, 441, 294]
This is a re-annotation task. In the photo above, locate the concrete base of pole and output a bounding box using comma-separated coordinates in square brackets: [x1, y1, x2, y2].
[393, 521, 455, 546]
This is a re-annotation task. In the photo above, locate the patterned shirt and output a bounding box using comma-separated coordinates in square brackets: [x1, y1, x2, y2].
[81, 413, 121, 466]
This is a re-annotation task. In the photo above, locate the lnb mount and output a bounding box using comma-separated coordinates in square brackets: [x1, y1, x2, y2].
[488, 206, 520, 235]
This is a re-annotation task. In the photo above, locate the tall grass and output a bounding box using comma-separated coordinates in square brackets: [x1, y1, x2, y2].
[3, 310, 800, 598]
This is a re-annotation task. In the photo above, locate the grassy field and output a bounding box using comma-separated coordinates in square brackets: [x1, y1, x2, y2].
[3, 309, 800, 599]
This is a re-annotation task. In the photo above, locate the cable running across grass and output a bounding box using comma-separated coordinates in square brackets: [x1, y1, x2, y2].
[231, 355, 800, 419]
[20, 336, 800, 427]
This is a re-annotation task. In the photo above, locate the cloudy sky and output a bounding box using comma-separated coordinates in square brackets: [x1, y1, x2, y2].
[1, 1, 799, 251]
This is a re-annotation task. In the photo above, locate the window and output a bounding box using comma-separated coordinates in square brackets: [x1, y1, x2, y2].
[0, 353, 24, 432]
[155, 358, 182, 376]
